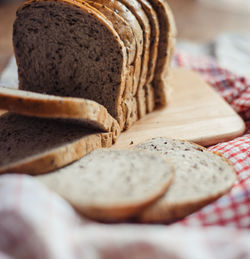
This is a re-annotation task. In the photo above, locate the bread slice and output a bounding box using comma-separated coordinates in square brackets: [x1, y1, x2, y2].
[119, 0, 151, 118]
[0, 87, 120, 142]
[85, 2, 136, 66]
[0, 113, 112, 175]
[119, 0, 150, 92]
[135, 138, 237, 223]
[86, 0, 140, 93]
[86, 0, 143, 127]
[13, 0, 127, 127]
[85, 1, 139, 130]
[137, 0, 158, 113]
[137, 0, 159, 84]
[37, 149, 175, 222]
[147, 0, 177, 106]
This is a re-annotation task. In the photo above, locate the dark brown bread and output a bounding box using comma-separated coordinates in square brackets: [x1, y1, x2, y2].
[13, 0, 176, 132]
[13, 0, 127, 127]
[0, 87, 121, 142]
[86, 1, 139, 129]
[86, 0, 140, 92]
[87, 0, 149, 119]
[0, 113, 112, 175]
[86, 0, 143, 128]
[84, 2, 136, 65]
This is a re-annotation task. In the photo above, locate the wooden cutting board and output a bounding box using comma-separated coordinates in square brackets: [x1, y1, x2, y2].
[114, 68, 245, 148]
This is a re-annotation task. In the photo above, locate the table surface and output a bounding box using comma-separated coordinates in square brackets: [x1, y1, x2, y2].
[0, 0, 250, 72]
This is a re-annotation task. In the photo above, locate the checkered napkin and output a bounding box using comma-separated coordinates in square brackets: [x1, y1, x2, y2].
[0, 51, 250, 258]
[173, 51, 250, 229]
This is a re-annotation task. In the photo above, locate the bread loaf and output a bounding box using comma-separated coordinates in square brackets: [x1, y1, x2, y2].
[135, 138, 237, 223]
[37, 149, 175, 221]
[12, 0, 176, 131]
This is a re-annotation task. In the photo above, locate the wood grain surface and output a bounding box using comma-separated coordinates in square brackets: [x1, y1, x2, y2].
[113, 68, 246, 148]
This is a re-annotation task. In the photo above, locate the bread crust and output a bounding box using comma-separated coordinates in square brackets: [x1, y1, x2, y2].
[144, 83, 155, 113]
[0, 87, 121, 142]
[137, 0, 159, 84]
[139, 183, 235, 223]
[118, 0, 151, 119]
[146, 0, 177, 107]
[136, 0, 159, 114]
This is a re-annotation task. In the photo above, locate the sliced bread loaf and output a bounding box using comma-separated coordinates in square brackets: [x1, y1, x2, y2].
[135, 138, 237, 223]
[0, 87, 120, 142]
[37, 149, 175, 222]
[0, 113, 112, 175]
[13, 0, 127, 127]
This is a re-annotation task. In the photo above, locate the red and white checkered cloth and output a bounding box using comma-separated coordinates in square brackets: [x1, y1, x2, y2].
[0, 52, 249, 258]
[173, 51, 250, 229]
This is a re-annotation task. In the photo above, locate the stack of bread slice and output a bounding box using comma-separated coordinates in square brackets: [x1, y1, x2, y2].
[0, 0, 176, 173]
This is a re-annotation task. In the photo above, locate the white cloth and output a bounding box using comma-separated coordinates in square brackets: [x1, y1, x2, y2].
[0, 56, 18, 88]
[0, 175, 250, 259]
